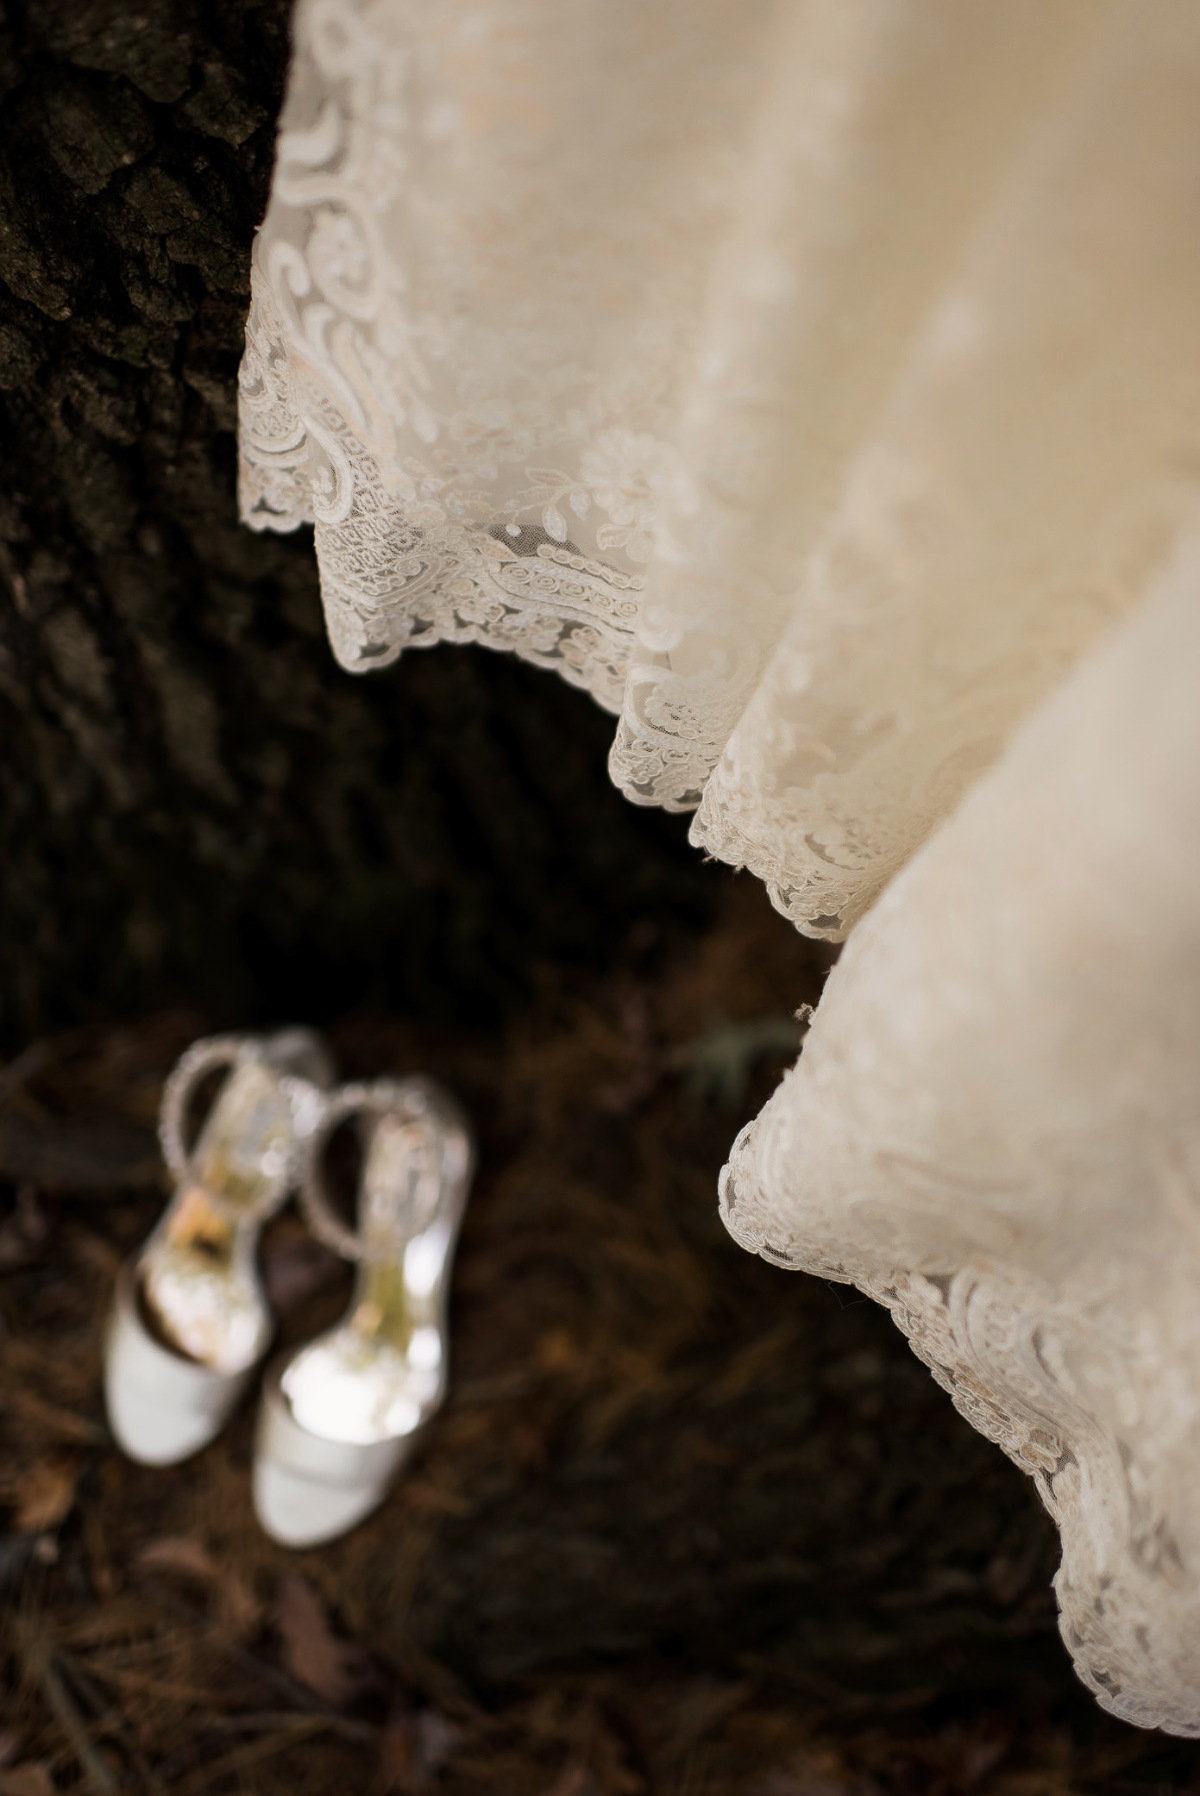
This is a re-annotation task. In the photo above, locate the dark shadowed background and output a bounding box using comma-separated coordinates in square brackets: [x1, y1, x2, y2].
[2, 3, 1199, 1792]
[0, 0, 711, 1042]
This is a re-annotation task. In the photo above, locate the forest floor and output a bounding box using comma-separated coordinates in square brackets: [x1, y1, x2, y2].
[0, 879, 1196, 1796]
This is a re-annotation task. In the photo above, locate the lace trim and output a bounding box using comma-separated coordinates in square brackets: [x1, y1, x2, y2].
[720, 1134, 1200, 1737]
[239, 277, 643, 707]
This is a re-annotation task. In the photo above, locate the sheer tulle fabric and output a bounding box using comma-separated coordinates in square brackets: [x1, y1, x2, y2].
[239, 0, 1200, 1728]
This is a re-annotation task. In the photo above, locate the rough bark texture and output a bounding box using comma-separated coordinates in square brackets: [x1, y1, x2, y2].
[0, 0, 712, 1044]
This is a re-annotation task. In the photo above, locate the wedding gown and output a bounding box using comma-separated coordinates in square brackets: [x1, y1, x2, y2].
[238, 0, 1200, 1730]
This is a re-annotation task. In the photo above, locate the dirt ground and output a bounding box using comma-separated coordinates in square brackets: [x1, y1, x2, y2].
[1, 880, 1197, 1795]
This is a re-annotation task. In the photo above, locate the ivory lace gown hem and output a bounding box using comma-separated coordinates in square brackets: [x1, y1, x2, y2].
[238, 0, 1200, 1730]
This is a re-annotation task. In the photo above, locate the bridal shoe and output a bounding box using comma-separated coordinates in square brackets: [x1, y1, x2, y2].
[105, 1030, 333, 1466]
[253, 1076, 473, 1548]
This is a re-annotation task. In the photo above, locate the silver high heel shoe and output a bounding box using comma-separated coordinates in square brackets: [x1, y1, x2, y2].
[252, 1076, 473, 1548]
[104, 1029, 334, 1467]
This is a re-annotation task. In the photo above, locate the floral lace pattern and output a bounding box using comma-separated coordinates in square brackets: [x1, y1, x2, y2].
[721, 550, 1200, 1734]
[238, 0, 762, 700]
[242, 0, 1200, 933]
[241, 283, 643, 700]
[240, 0, 1200, 1727]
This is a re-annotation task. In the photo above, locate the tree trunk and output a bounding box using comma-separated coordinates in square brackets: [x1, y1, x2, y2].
[0, 0, 713, 1043]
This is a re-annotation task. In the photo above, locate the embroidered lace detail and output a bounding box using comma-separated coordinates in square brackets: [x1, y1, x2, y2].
[722, 1173, 1200, 1738]
[241, 0, 1200, 1730]
[719, 553, 1200, 1736]
[240, 274, 646, 705]
[236, 0, 745, 708]
[726, 1168, 1200, 1737]
[241, 0, 1200, 939]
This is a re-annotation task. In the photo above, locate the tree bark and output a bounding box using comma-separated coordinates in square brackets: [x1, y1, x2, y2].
[0, 0, 712, 1042]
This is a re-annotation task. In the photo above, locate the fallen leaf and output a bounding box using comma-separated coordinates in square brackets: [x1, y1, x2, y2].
[276, 1573, 378, 1708]
[543, 1768, 602, 1796]
[535, 1329, 583, 1374]
[0, 1186, 48, 1272]
[0, 1766, 56, 1796]
[138, 1536, 214, 1578]
[380, 1706, 462, 1792]
[754, 1764, 871, 1796]
[138, 1536, 261, 1635]
[15, 1455, 78, 1533]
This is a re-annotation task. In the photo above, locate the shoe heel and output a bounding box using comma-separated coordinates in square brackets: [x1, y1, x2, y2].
[104, 1028, 334, 1467]
[253, 1076, 472, 1546]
